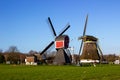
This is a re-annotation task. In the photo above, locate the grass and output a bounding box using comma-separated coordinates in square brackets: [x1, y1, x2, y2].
[0, 64, 120, 80]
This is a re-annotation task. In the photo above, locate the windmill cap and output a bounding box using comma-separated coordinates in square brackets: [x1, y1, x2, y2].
[78, 35, 98, 41]
[55, 35, 69, 41]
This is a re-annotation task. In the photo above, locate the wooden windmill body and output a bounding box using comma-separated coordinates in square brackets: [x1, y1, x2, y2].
[80, 35, 100, 63]
[79, 15, 104, 64]
[53, 35, 71, 64]
[40, 17, 71, 65]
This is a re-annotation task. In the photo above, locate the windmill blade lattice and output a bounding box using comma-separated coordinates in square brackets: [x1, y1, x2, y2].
[79, 14, 88, 57]
[48, 17, 57, 36]
[58, 23, 70, 37]
[96, 41, 104, 61]
[40, 41, 54, 55]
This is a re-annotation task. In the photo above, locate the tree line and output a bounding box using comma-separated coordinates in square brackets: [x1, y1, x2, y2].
[0, 46, 119, 64]
[0, 46, 26, 64]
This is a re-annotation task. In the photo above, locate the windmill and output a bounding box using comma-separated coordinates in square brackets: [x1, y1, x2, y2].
[40, 17, 71, 65]
[78, 14, 104, 64]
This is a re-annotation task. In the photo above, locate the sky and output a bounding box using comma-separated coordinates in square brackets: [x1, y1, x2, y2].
[0, 0, 120, 55]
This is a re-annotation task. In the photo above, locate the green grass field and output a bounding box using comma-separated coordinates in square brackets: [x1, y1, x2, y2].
[0, 64, 120, 80]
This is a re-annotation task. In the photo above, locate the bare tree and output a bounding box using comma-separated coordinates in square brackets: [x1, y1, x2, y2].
[4, 46, 20, 64]
[104, 54, 116, 63]
[29, 50, 37, 55]
[20, 54, 26, 64]
[0, 49, 2, 53]
[7, 46, 19, 53]
[0, 50, 5, 63]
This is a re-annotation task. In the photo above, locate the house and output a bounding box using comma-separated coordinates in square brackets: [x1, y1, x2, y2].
[25, 56, 37, 65]
[114, 60, 120, 64]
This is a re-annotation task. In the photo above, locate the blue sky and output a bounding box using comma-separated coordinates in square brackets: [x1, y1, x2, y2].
[0, 0, 120, 55]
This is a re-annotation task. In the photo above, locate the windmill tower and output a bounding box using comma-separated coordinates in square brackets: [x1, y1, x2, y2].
[40, 17, 71, 65]
[78, 15, 104, 64]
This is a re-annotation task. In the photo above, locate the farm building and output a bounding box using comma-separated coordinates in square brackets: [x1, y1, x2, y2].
[25, 56, 37, 65]
[114, 60, 120, 64]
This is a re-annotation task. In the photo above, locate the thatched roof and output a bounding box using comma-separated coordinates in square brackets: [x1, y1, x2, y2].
[79, 35, 98, 42]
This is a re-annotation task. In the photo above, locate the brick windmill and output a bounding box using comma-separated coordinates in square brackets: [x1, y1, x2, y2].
[40, 17, 71, 65]
[78, 15, 104, 64]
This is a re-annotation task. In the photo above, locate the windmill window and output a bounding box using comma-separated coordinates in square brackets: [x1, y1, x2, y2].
[88, 53, 90, 55]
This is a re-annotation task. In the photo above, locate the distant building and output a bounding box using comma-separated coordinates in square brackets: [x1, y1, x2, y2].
[114, 55, 120, 64]
[25, 56, 37, 65]
[114, 60, 120, 64]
